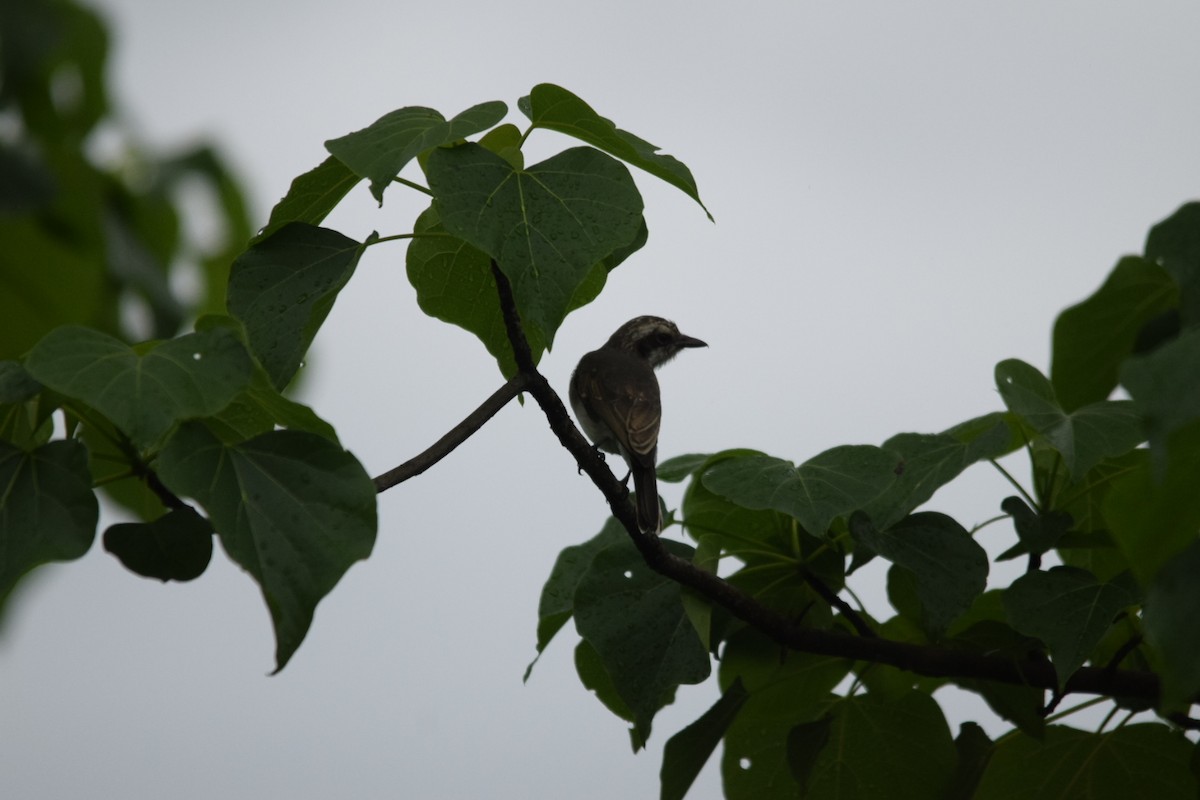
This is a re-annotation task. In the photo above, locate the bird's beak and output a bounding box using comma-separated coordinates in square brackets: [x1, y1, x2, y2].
[677, 334, 707, 349]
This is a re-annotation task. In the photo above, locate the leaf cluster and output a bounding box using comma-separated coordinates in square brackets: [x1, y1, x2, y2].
[529, 205, 1200, 797]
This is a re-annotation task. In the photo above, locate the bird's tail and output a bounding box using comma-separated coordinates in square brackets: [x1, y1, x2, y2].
[633, 464, 661, 534]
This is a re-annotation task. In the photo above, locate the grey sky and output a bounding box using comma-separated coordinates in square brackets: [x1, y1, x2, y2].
[3, 1, 1199, 798]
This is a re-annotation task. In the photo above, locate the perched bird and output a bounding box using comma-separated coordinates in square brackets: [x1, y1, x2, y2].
[569, 316, 707, 533]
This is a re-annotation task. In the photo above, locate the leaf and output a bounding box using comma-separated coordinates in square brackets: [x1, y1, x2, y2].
[1120, 327, 1200, 465]
[1104, 419, 1200, 583]
[719, 629, 848, 800]
[702, 448, 901, 538]
[945, 723, 994, 800]
[573, 537, 711, 749]
[1051, 256, 1179, 411]
[193, 315, 338, 443]
[1144, 201, 1200, 326]
[24, 325, 254, 449]
[405, 206, 612, 376]
[0, 440, 98, 603]
[660, 678, 749, 800]
[325, 101, 507, 202]
[996, 359, 1145, 481]
[255, 156, 361, 243]
[868, 421, 1011, 529]
[1002, 566, 1140, 686]
[1000, 495, 1071, 558]
[518, 83, 711, 219]
[0, 361, 42, 404]
[656, 453, 712, 483]
[227, 222, 365, 390]
[426, 143, 643, 342]
[682, 452, 794, 564]
[574, 638, 635, 723]
[157, 422, 376, 672]
[524, 518, 625, 681]
[975, 724, 1197, 800]
[1142, 538, 1200, 709]
[102, 506, 213, 582]
[848, 511, 988, 637]
[802, 692, 957, 800]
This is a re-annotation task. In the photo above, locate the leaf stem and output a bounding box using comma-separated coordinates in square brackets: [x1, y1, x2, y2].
[990, 458, 1038, 510]
[391, 176, 433, 195]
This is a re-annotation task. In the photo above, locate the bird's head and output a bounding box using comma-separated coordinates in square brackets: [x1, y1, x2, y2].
[607, 316, 707, 368]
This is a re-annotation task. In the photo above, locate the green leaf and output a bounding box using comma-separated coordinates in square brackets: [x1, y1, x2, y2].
[24, 325, 254, 449]
[996, 359, 1145, 481]
[255, 156, 361, 243]
[950, 620, 1046, 737]
[660, 678, 749, 800]
[525, 518, 625, 682]
[0, 440, 98, 603]
[802, 692, 957, 800]
[574, 638, 635, 723]
[1053, 451, 1142, 580]
[702, 448, 900, 538]
[477, 123, 524, 169]
[975, 724, 1197, 800]
[1144, 201, 1200, 326]
[193, 315, 338, 443]
[719, 629, 848, 800]
[945, 723, 994, 800]
[848, 511, 988, 637]
[681, 451, 794, 564]
[656, 453, 712, 483]
[868, 422, 1011, 529]
[1003, 566, 1140, 686]
[157, 422, 376, 672]
[426, 143, 643, 343]
[0, 361, 42, 404]
[227, 222, 365, 390]
[573, 537, 711, 749]
[325, 101, 507, 202]
[1000, 495, 1071, 558]
[518, 83, 711, 219]
[1142, 539, 1200, 709]
[102, 506, 213, 582]
[1051, 256, 1179, 411]
[1104, 420, 1200, 583]
[1120, 327, 1200, 464]
[405, 206, 611, 376]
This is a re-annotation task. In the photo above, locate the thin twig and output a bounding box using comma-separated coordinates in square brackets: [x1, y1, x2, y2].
[800, 567, 876, 638]
[373, 374, 529, 493]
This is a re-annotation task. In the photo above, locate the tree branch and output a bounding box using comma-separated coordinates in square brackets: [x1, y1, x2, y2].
[490, 261, 1166, 706]
[373, 373, 529, 493]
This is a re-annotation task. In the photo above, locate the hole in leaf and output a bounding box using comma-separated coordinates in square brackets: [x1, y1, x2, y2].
[192, 352, 203, 360]
[739, 757, 752, 770]
[622, 570, 633, 579]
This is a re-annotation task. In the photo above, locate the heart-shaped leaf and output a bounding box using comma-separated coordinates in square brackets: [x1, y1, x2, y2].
[426, 143, 643, 343]
[103, 506, 213, 582]
[326, 101, 507, 202]
[702, 447, 900, 537]
[849, 511, 988, 637]
[0, 440, 98, 603]
[518, 83, 710, 219]
[227, 222, 365, 390]
[573, 536, 710, 749]
[1003, 566, 1141, 686]
[24, 325, 254, 449]
[996, 359, 1145, 481]
[157, 422, 376, 672]
[405, 206, 610, 376]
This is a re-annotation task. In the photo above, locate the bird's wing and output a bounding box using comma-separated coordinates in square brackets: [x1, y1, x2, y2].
[575, 354, 661, 466]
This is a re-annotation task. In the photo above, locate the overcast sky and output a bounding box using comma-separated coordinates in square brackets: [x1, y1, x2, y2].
[4, 1, 1200, 798]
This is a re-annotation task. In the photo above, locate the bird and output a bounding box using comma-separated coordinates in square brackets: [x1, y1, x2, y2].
[569, 316, 707, 534]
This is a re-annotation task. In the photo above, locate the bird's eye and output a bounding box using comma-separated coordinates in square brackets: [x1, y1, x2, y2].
[654, 332, 673, 346]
